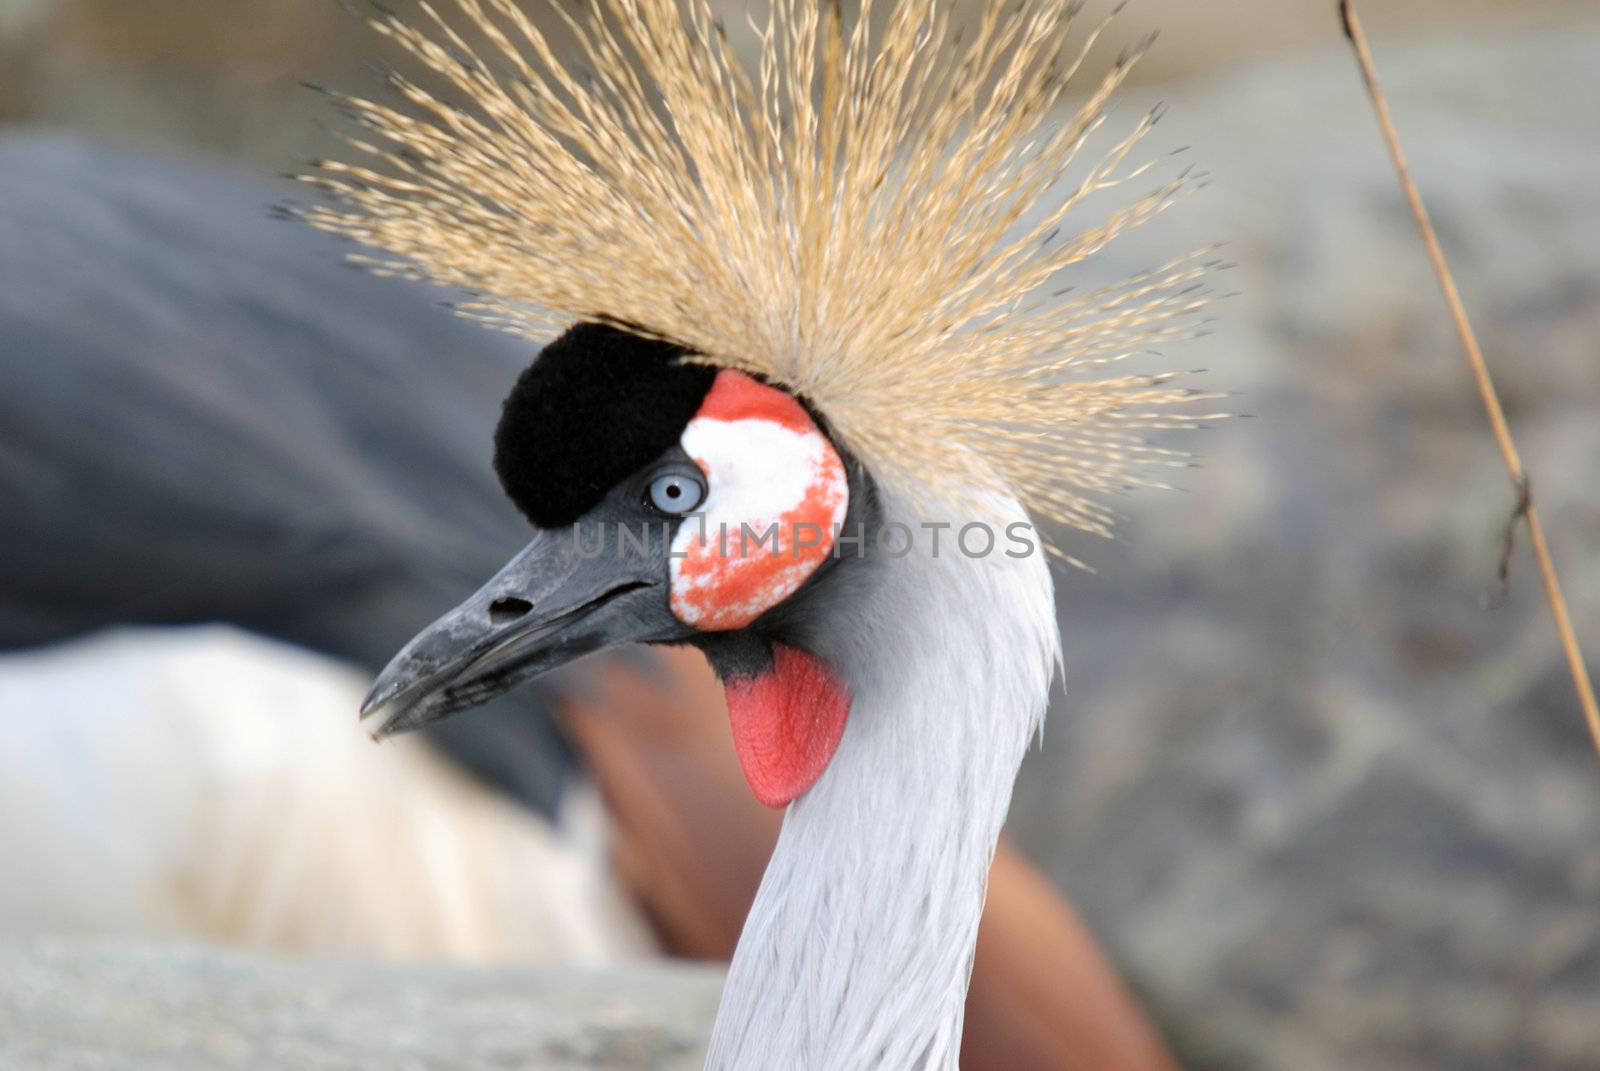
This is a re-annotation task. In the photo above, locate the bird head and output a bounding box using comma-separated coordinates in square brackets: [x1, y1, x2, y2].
[362, 322, 874, 806]
[311, 0, 1227, 808]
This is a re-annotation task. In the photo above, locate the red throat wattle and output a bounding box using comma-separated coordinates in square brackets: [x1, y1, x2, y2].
[724, 645, 851, 808]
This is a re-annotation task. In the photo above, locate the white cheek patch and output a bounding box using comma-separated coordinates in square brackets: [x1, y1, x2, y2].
[668, 388, 848, 631]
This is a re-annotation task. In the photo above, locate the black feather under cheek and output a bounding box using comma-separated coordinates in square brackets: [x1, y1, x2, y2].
[492, 323, 718, 528]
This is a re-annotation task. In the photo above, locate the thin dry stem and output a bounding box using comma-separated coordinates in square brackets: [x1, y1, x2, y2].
[1341, 0, 1600, 763]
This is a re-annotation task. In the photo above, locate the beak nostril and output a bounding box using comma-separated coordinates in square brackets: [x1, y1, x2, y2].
[488, 596, 533, 625]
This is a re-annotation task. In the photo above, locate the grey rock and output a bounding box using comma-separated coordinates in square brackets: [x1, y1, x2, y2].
[1007, 17, 1600, 1071]
[0, 939, 723, 1071]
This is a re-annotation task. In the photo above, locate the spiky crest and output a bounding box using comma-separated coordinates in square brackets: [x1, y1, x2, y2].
[299, 0, 1224, 564]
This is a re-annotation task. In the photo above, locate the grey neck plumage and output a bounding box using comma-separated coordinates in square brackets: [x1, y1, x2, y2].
[706, 496, 1060, 1070]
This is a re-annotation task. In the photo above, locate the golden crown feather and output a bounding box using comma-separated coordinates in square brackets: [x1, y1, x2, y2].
[299, 0, 1225, 565]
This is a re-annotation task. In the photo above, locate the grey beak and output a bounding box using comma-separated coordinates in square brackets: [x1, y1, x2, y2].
[360, 524, 669, 738]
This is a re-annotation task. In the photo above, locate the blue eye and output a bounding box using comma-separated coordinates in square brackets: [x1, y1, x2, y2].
[647, 471, 705, 515]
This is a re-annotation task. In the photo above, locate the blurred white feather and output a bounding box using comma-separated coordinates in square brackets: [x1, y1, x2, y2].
[0, 626, 654, 964]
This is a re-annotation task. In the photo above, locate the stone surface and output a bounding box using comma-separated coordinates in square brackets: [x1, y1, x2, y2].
[1006, 18, 1600, 1071]
[0, 939, 723, 1071]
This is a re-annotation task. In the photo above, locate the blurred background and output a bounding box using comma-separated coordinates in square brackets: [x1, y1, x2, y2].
[2, 1, 1599, 1069]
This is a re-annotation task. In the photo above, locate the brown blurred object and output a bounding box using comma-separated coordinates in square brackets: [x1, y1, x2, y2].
[50, 0, 339, 69]
[558, 646, 1178, 1071]
[559, 647, 777, 960]
[4, 0, 1590, 165]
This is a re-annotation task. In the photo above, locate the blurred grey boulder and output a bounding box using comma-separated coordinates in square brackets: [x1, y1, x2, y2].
[0, 939, 722, 1070]
[1011, 15, 1600, 1071]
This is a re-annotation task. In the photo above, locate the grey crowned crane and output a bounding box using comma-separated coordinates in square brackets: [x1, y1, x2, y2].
[1, 131, 1177, 1066]
[0, 132, 641, 960]
[305, 0, 1222, 1066]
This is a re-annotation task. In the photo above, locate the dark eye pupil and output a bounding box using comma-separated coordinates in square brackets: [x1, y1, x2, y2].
[665, 483, 681, 498]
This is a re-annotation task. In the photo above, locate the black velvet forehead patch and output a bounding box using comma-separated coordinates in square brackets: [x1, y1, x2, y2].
[493, 322, 718, 528]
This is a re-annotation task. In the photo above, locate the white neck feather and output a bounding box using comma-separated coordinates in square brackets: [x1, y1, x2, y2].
[706, 496, 1060, 1070]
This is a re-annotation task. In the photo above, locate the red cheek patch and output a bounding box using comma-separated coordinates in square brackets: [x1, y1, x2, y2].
[669, 371, 848, 631]
[725, 644, 852, 807]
